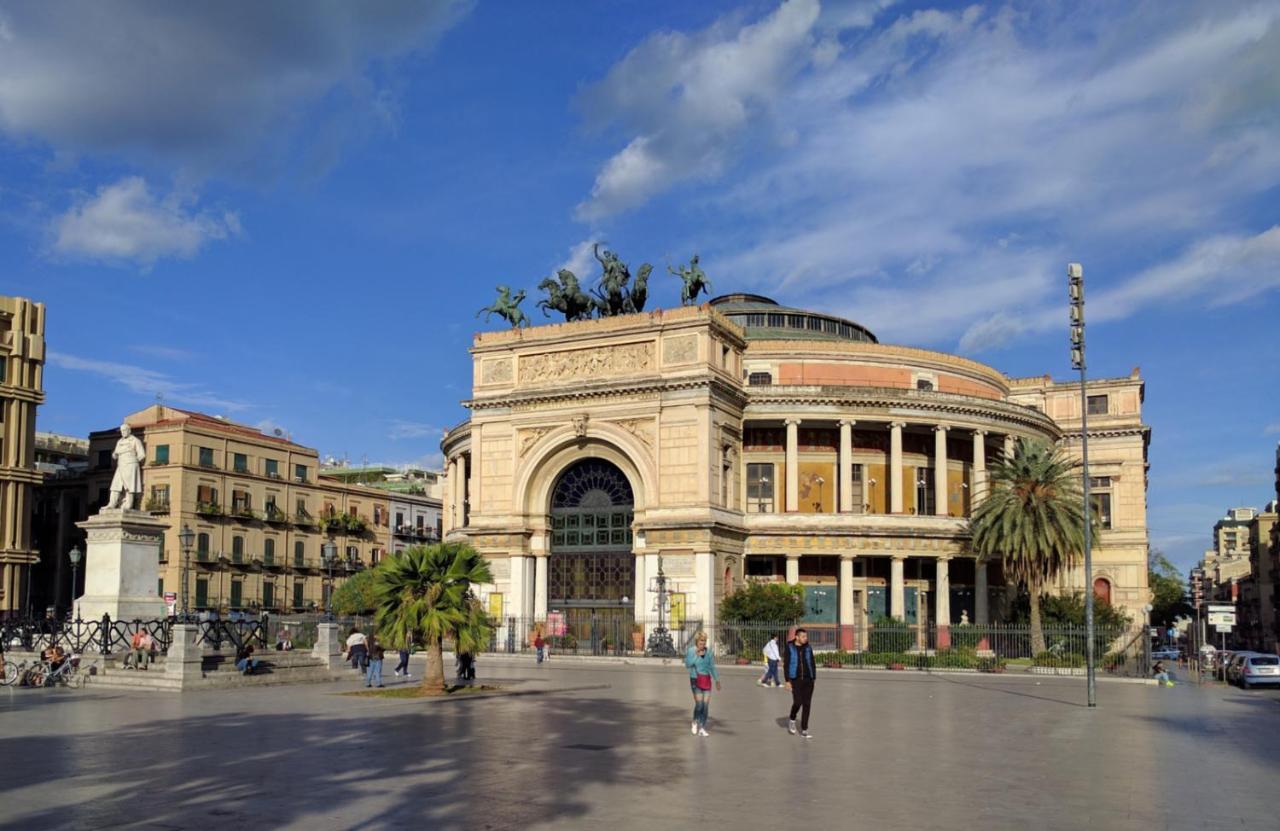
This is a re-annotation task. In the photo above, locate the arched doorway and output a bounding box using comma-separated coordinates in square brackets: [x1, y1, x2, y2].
[1093, 577, 1112, 605]
[549, 459, 636, 644]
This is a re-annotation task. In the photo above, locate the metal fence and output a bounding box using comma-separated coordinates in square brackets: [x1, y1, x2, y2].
[475, 617, 1152, 678]
[0, 614, 269, 656]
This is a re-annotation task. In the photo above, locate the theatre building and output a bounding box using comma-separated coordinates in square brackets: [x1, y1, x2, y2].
[441, 295, 1150, 644]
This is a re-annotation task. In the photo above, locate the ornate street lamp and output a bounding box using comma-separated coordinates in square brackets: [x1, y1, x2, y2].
[1069, 262, 1097, 708]
[178, 523, 195, 618]
[322, 540, 338, 617]
[67, 545, 83, 619]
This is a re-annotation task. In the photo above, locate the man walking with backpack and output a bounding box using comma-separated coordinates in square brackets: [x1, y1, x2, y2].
[784, 628, 817, 739]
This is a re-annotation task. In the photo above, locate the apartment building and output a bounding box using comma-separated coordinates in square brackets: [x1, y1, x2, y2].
[0, 295, 45, 615]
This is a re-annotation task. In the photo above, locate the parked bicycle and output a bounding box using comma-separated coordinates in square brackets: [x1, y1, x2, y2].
[22, 655, 92, 689]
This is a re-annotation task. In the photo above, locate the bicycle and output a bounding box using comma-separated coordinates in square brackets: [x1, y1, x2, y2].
[28, 654, 91, 689]
[2, 658, 30, 687]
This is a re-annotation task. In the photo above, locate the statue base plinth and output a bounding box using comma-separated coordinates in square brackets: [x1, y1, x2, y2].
[74, 508, 167, 622]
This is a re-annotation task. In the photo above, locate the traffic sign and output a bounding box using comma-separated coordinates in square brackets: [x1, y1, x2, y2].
[1215, 624, 1233, 634]
[1206, 603, 1235, 613]
[1208, 611, 1236, 627]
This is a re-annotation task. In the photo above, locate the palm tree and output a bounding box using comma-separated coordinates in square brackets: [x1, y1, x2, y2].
[372, 542, 494, 694]
[969, 438, 1091, 655]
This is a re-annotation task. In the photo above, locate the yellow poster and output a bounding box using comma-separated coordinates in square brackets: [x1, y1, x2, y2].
[488, 593, 504, 619]
[670, 592, 686, 628]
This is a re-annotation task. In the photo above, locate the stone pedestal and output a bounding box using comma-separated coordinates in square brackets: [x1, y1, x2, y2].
[166, 623, 205, 684]
[313, 622, 344, 670]
[74, 508, 167, 622]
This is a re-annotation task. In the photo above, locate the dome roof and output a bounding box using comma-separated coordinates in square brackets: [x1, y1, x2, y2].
[709, 294, 877, 343]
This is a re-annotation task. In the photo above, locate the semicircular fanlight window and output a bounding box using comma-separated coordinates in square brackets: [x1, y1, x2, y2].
[551, 459, 634, 509]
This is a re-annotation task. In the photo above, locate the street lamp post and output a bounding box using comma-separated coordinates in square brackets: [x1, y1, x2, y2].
[1069, 262, 1097, 708]
[67, 545, 83, 620]
[322, 540, 338, 618]
[178, 523, 195, 619]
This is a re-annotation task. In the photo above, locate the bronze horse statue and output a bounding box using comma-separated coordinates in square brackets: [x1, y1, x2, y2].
[476, 285, 530, 328]
[537, 270, 595, 322]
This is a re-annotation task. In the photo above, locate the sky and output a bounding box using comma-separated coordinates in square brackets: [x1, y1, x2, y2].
[2, 0, 1278, 575]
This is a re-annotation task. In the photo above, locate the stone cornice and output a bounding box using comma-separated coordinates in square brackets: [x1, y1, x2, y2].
[463, 373, 747, 413]
[1059, 425, 1151, 441]
[471, 304, 747, 353]
[744, 385, 1059, 436]
[0, 384, 44, 404]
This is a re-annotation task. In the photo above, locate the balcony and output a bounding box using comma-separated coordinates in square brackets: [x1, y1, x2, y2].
[266, 471, 283, 480]
[230, 506, 259, 522]
[195, 501, 224, 517]
[145, 498, 171, 514]
[264, 507, 290, 525]
[294, 512, 317, 528]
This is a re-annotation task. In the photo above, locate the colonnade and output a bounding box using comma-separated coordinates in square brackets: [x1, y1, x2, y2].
[768, 418, 1018, 515]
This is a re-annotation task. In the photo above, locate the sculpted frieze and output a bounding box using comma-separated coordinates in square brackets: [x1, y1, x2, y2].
[518, 342, 655, 384]
[662, 334, 697, 365]
[481, 358, 514, 385]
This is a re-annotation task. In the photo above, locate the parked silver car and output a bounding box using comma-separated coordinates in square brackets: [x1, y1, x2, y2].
[1227, 653, 1280, 688]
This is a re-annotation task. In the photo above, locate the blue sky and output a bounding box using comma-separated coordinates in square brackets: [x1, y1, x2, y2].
[2, 0, 1278, 573]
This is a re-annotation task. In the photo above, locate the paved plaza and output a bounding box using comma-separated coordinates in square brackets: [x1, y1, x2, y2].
[2, 661, 1277, 830]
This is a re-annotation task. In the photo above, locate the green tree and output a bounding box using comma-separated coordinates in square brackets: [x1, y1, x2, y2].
[969, 438, 1093, 654]
[1149, 549, 1192, 628]
[331, 567, 379, 615]
[719, 581, 805, 622]
[372, 542, 493, 694]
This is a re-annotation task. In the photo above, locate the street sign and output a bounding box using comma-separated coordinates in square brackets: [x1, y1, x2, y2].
[1208, 611, 1236, 626]
[1215, 624, 1233, 634]
[1206, 603, 1235, 613]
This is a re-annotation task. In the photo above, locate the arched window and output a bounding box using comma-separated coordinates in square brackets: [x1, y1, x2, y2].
[1093, 577, 1112, 605]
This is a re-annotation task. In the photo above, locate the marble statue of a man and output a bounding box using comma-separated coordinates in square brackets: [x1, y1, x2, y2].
[108, 423, 146, 509]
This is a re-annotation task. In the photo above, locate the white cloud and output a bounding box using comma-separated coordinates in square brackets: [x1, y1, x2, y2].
[555, 238, 599, 281]
[51, 177, 239, 266]
[1264, 423, 1280, 436]
[576, 0, 823, 219]
[387, 420, 439, 441]
[127, 344, 194, 362]
[0, 1, 472, 173]
[255, 419, 292, 439]
[47, 351, 252, 412]
[587, 1, 1280, 351]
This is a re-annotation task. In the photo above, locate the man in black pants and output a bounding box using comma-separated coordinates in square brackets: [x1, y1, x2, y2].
[784, 628, 816, 739]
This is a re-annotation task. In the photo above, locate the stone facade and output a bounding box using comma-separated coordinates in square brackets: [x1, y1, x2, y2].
[442, 296, 1153, 641]
[0, 295, 45, 615]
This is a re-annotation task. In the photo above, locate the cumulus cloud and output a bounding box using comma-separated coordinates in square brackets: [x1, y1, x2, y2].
[48, 351, 252, 412]
[0, 1, 471, 172]
[576, 0, 824, 219]
[555, 238, 599, 280]
[584, 1, 1280, 351]
[387, 420, 440, 441]
[50, 177, 240, 267]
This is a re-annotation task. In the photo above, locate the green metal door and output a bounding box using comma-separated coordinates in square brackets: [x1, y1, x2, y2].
[195, 579, 209, 608]
[262, 582, 274, 610]
[803, 586, 837, 624]
[903, 587, 919, 624]
[866, 586, 887, 620]
[230, 581, 242, 609]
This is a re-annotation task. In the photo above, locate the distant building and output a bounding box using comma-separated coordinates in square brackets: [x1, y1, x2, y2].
[0, 295, 45, 616]
[1201, 507, 1256, 603]
[34, 432, 88, 477]
[320, 465, 444, 553]
[1237, 502, 1277, 652]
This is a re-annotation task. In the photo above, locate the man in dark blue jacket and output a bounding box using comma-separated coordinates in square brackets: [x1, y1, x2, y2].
[784, 628, 817, 738]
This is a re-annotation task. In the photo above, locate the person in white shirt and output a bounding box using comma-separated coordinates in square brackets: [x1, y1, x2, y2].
[344, 628, 368, 671]
[758, 634, 782, 688]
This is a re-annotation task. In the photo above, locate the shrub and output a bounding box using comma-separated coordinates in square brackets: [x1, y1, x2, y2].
[868, 615, 912, 652]
[331, 567, 380, 615]
[950, 624, 986, 650]
[719, 582, 804, 622]
[1033, 650, 1085, 668]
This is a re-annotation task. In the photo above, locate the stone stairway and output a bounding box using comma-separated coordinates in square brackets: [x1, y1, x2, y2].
[85, 649, 349, 691]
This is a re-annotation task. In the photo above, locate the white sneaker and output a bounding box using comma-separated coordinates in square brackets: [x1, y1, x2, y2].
[800, 730, 812, 740]
[698, 727, 710, 737]
[691, 721, 698, 735]
[787, 720, 797, 735]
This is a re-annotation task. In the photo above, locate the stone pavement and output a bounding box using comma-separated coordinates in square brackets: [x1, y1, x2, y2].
[1, 659, 1276, 830]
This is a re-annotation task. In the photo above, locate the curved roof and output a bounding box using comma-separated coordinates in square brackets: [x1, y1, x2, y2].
[709, 293, 878, 343]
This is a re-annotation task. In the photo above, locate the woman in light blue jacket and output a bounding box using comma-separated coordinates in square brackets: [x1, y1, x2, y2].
[684, 631, 721, 737]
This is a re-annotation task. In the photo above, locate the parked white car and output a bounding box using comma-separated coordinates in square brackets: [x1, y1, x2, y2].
[1227, 653, 1280, 689]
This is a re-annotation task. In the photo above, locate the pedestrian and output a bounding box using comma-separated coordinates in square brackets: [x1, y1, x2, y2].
[456, 651, 476, 682]
[275, 629, 294, 651]
[393, 642, 412, 678]
[684, 631, 721, 737]
[344, 627, 368, 672]
[1152, 660, 1174, 687]
[784, 627, 817, 739]
[365, 635, 385, 688]
[235, 643, 260, 675]
[758, 633, 782, 688]
[534, 630, 545, 665]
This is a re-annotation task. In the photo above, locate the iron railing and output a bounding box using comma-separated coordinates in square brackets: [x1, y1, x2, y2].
[0, 614, 269, 656]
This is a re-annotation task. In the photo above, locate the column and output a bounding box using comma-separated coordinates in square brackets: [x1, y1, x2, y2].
[934, 425, 949, 517]
[644, 552, 661, 627]
[890, 555, 905, 620]
[838, 420, 855, 513]
[889, 421, 905, 514]
[445, 459, 456, 533]
[936, 556, 951, 647]
[1004, 433, 1016, 461]
[533, 554, 548, 620]
[971, 430, 988, 506]
[694, 551, 716, 634]
[785, 554, 800, 585]
[785, 419, 800, 512]
[839, 554, 856, 650]
[633, 553, 647, 626]
[975, 561, 989, 624]
[456, 453, 468, 528]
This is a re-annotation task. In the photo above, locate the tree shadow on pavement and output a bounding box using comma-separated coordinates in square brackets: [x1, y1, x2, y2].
[0, 688, 690, 830]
